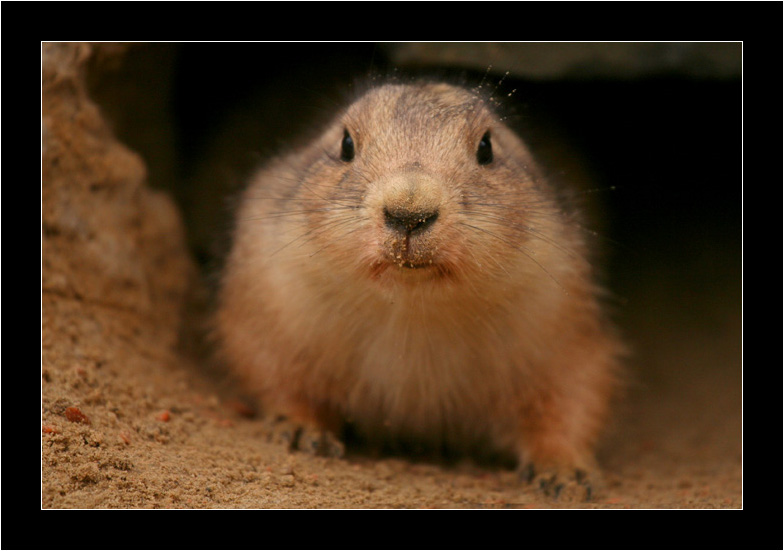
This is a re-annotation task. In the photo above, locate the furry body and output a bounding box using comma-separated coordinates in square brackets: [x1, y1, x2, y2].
[216, 82, 622, 499]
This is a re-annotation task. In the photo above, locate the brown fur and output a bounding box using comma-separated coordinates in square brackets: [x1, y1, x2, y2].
[215, 82, 623, 500]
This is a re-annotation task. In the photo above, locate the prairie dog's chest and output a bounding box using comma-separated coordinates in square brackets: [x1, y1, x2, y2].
[329, 306, 522, 445]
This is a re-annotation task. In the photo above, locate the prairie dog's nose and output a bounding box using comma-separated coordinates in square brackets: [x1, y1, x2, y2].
[384, 206, 439, 235]
[381, 169, 444, 235]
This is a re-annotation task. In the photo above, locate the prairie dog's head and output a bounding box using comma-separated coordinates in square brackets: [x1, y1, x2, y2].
[268, 82, 577, 294]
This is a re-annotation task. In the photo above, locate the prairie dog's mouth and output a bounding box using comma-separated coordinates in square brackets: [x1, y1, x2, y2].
[367, 258, 452, 284]
[382, 233, 438, 270]
[394, 258, 435, 269]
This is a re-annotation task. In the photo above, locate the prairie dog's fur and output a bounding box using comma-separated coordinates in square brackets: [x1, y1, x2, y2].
[216, 82, 623, 500]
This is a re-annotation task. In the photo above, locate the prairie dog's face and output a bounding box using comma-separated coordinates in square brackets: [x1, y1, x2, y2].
[286, 83, 562, 290]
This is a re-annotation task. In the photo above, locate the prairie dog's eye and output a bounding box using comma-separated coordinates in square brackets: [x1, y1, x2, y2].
[341, 128, 355, 162]
[476, 131, 493, 165]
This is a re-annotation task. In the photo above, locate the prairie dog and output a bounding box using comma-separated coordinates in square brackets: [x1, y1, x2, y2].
[216, 81, 623, 500]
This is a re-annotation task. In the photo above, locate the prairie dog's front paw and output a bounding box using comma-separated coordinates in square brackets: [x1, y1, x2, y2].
[267, 417, 345, 458]
[295, 425, 345, 457]
[519, 463, 598, 502]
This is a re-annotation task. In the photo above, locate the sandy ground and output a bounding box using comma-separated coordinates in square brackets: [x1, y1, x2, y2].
[41, 234, 742, 510]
